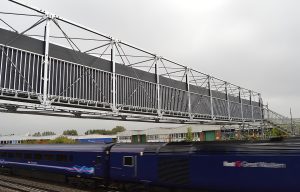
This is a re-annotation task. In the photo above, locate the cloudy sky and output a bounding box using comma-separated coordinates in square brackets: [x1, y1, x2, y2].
[0, 0, 299, 135]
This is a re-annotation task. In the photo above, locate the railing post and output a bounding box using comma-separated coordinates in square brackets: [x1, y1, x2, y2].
[155, 57, 161, 117]
[225, 82, 231, 121]
[208, 76, 214, 120]
[186, 67, 192, 119]
[111, 40, 117, 112]
[43, 15, 51, 105]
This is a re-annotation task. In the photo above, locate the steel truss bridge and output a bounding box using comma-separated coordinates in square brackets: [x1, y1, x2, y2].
[0, 0, 298, 136]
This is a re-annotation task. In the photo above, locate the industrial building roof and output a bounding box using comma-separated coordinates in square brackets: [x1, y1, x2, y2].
[117, 124, 222, 137]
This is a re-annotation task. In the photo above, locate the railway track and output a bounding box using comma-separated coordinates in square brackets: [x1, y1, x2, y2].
[0, 179, 54, 192]
[0, 174, 209, 192]
[0, 174, 93, 192]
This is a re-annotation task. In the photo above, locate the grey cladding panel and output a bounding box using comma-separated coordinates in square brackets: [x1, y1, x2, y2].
[0, 28, 44, 55]
[115, 64, 155, 82]
[212, 90, 226, 99]
[190, 93, 211, 114]
[229, 95, 240, 103]
[159, 75, 186, 90]
[49, 43, 112, 72]
[189, 84, 209, 96]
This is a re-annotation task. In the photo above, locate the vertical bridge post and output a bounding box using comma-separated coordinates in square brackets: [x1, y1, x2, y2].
[225, 82, 231, 121]
[43, 15, 51, 105]
[259, 93, 263, 120]
[208, 76, 214, 120]
[239, 87, 244, 122]
[185, 67, 192, 119]
[155, 56, 161, 117]
[250, 90, 254, 121]
[111, 40, 117, 112]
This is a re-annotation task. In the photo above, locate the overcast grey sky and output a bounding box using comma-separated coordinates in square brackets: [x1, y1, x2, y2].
[0, 0, 299, 135]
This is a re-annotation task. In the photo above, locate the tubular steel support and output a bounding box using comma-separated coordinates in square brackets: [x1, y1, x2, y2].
[42, 16, 51, 105]
[250, 90, 254, 121]
[266, 104, 270, 120]
[111, 40, 117, 112]
[225, 82, 231, 121]
[239, 87, 244, 121]
[208, 76, 214, 120]
[155, 57, 161, 117]
[259, 93, 264, 120]
[186, 68, 192, 119]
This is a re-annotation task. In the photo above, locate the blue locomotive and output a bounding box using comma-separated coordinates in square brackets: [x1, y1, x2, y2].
[0, 138, 300, 192]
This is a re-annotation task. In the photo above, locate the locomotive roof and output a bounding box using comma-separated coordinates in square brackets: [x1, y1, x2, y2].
[111, 143, 165, 153]
[0, 143, 114, 152]
[158, 138, 300, 154]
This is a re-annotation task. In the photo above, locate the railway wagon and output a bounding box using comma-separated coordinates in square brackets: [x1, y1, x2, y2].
[0, 144, 113, 184]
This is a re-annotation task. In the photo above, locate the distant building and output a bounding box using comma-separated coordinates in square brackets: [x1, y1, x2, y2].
[117, 125, 223, 143]
[0, 134, 116, 144]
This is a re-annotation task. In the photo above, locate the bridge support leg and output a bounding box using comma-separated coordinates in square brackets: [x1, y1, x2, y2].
[259, 93, 264, 120]
[225, 82, 231, 121]
[239, 87, 244, 122]
[155, 57, 161, 117]
[185, 67, 192, 120]
[111, 40, 117, 112]
[208, 76, 214, 120]
[250, 90, 254, 121]
[42, 17, 51, 106]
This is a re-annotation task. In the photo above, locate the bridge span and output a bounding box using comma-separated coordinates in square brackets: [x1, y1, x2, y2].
[0, 0, 297, 135]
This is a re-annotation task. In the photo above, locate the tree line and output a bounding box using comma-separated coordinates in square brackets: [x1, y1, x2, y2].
[24, 126, 126, 144]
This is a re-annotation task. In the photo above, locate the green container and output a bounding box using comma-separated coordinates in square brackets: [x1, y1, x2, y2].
[131, 135, 147, 143]
[140, 134, 147, 143]
[132, 135, 139, 143]
[205, 131, 216, 141]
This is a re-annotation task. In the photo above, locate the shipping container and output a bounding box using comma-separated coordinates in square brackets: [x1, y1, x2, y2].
[204, 131, 216, 141]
